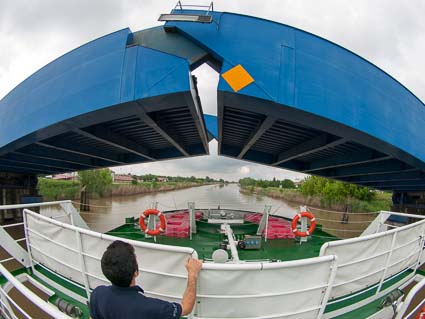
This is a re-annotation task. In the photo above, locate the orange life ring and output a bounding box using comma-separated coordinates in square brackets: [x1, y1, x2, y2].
[291, 212, 316, 237]
[139, 209, 166, 236]
[416, 304, 425, 319]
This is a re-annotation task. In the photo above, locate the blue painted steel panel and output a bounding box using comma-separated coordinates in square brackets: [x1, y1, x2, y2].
[133, 46, 190, 100]
[120, 46, 139, 102]
[204, 114, 218, 140]
[0, 29, 131, 148]
[120, 46, 190, 102]
[0, 29, 193, 150]
[168, 11, 425, 163]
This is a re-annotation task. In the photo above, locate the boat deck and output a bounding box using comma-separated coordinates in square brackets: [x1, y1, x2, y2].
[107, 210, 339, 261]
[2, 207, 424, 319]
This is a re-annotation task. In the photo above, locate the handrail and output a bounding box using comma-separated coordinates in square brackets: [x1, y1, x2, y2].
[320, 217, 425, 254]
[23, 208, 196, 303]
[380, 210, 425, 220]
[202, 254, 336, 271]
[24, 207, 336, 270]
[0, 200, 71, 210]
[319, 210, 425, 306]
[0, 263, 72, 318]
[23, 208, 337, 318]
[24, 209, 195, 255]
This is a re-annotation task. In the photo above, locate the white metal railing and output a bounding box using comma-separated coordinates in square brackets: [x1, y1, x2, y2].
[0, 200, 69, 210]
[22, 208, 338, 319]
[9, 204, 423, 319]
[196, 255, 337, 319]
[0, 199, 88, 227]
[320, 210, 425, 305]
[23, 208, 195, 303]
[0, 200, 89, 268]
[0, 263, 72, 319]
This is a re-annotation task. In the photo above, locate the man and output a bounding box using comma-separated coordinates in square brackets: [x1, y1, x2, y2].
[90, 240, 202, 319]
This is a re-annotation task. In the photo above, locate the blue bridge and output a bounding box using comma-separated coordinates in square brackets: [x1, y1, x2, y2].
[1, 8, 425, 194]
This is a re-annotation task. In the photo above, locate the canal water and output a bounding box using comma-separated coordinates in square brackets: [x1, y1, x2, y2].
[73, 184, 298, 233]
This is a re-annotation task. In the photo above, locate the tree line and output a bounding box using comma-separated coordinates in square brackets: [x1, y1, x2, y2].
[135, 174, 226, 184]
[239, 177, 296, 189]
[239, 175, 375, 202]
[39, 169, 229, 200]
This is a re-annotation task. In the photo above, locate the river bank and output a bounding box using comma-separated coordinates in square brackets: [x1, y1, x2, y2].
[239, 186, 392, 213]
[111, 182, 209, 197]
[38, 178, 214, 201]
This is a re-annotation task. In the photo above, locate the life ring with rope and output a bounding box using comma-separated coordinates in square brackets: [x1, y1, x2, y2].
[291, 211, 316, 237]
[139, 209, 166, 236]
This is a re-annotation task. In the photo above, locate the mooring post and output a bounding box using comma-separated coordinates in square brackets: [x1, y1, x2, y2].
[80, 186, 90, 212]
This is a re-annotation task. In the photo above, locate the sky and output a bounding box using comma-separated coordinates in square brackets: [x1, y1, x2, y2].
[1, 0, 425, 181]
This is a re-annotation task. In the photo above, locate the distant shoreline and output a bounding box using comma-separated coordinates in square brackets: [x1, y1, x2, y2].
[38, 178, 217, 201]
[239, 185, 391, 213]
[110, 182, 214, 197]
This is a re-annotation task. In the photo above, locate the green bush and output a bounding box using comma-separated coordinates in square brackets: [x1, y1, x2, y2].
[38, 178, 81, 200]
[79, 168, 113, 197]
[300, 176, 374, 202]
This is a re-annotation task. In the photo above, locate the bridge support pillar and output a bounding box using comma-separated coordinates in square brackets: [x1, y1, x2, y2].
[0, 173, 40, 224]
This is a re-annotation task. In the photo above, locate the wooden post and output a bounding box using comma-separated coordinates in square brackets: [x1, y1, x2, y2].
[80, 186, 90, 212]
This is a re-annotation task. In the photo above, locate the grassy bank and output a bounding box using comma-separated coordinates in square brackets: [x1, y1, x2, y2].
[38, 178, 81, 201]
[111, 182, 206, 196]
[38, 178, 211, 201]
[240, 186, 392, 213]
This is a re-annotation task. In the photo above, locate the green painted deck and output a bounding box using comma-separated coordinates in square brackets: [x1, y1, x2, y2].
[107, 218, 338, 261]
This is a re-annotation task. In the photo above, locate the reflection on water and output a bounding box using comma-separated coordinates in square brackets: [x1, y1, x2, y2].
[58, 184, 298, 233]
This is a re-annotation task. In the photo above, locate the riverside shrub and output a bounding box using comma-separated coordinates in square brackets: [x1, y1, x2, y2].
[300, 176, 374, 202]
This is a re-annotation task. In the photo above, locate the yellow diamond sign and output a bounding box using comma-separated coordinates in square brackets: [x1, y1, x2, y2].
[221, 64, 254, 92]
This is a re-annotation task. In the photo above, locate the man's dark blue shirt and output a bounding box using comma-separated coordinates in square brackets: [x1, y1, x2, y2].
[90, 285, 182, 319]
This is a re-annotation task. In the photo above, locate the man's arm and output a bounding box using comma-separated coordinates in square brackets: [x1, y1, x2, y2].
[181, 257, 202, 316]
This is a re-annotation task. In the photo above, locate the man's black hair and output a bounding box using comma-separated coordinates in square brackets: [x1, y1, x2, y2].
[101, 240, 138, 287]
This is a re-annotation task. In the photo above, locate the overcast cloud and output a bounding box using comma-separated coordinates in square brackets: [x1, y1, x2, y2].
[1, 0, 425, 181]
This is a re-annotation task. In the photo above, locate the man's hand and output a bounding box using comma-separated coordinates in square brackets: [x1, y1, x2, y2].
[181, 257, 202, 316]
[185, 257, 203, 278]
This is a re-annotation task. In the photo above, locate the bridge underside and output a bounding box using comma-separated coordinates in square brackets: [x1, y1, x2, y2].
[218, 92, 425, 191]
[0, 91, 209, 176]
